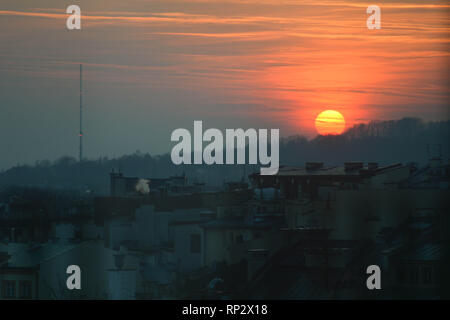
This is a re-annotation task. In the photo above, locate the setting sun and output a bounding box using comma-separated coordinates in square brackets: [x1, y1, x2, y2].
[315, 110, 346, 135]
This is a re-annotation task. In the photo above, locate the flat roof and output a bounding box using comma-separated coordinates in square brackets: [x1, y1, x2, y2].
[250, 163, 404, 178]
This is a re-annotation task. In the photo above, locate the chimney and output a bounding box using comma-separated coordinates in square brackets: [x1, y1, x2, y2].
[110, 171, 117, 197]
[110, 170, 124, 197]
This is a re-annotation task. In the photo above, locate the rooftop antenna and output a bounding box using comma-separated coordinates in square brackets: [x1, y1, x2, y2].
[79, 64, 83, 162]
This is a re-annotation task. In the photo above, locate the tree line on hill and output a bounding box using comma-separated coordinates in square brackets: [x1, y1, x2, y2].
[0, 118, 448, 194]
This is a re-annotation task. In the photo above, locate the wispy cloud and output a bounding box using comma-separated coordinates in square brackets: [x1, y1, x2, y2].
[0, 0, 448, 157]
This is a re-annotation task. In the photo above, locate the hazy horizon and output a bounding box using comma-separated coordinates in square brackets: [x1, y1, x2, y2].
[0, 116, 447, 173]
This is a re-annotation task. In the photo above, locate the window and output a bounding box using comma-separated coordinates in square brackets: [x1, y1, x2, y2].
[2, 280, 16, 299]
[19, 281, 32, 299]
[236, 234, 244, 244]
[190, 234, 201, 253]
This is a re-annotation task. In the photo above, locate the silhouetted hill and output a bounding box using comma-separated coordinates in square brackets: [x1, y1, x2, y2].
[280, 117, 449, 166]
[0, 118, 448, 193]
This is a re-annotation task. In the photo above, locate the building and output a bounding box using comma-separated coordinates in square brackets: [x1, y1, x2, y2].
[0, 241, 116, 299]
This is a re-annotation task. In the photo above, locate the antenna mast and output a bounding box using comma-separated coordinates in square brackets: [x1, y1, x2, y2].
[79, 64, 83, 162]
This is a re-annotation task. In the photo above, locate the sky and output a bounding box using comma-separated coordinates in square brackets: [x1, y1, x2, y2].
[0, 0, 449, 170]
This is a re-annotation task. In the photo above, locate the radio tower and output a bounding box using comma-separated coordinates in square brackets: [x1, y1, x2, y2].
[79, 64, 83, 162]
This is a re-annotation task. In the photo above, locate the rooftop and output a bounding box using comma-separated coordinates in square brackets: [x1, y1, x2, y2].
[265, 163, 404, 177]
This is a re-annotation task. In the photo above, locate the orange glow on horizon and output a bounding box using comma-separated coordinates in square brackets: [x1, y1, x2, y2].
[1, 1, 447, 140]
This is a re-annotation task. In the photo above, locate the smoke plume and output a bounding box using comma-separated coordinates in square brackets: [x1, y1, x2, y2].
[135, 179, 150, 194]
